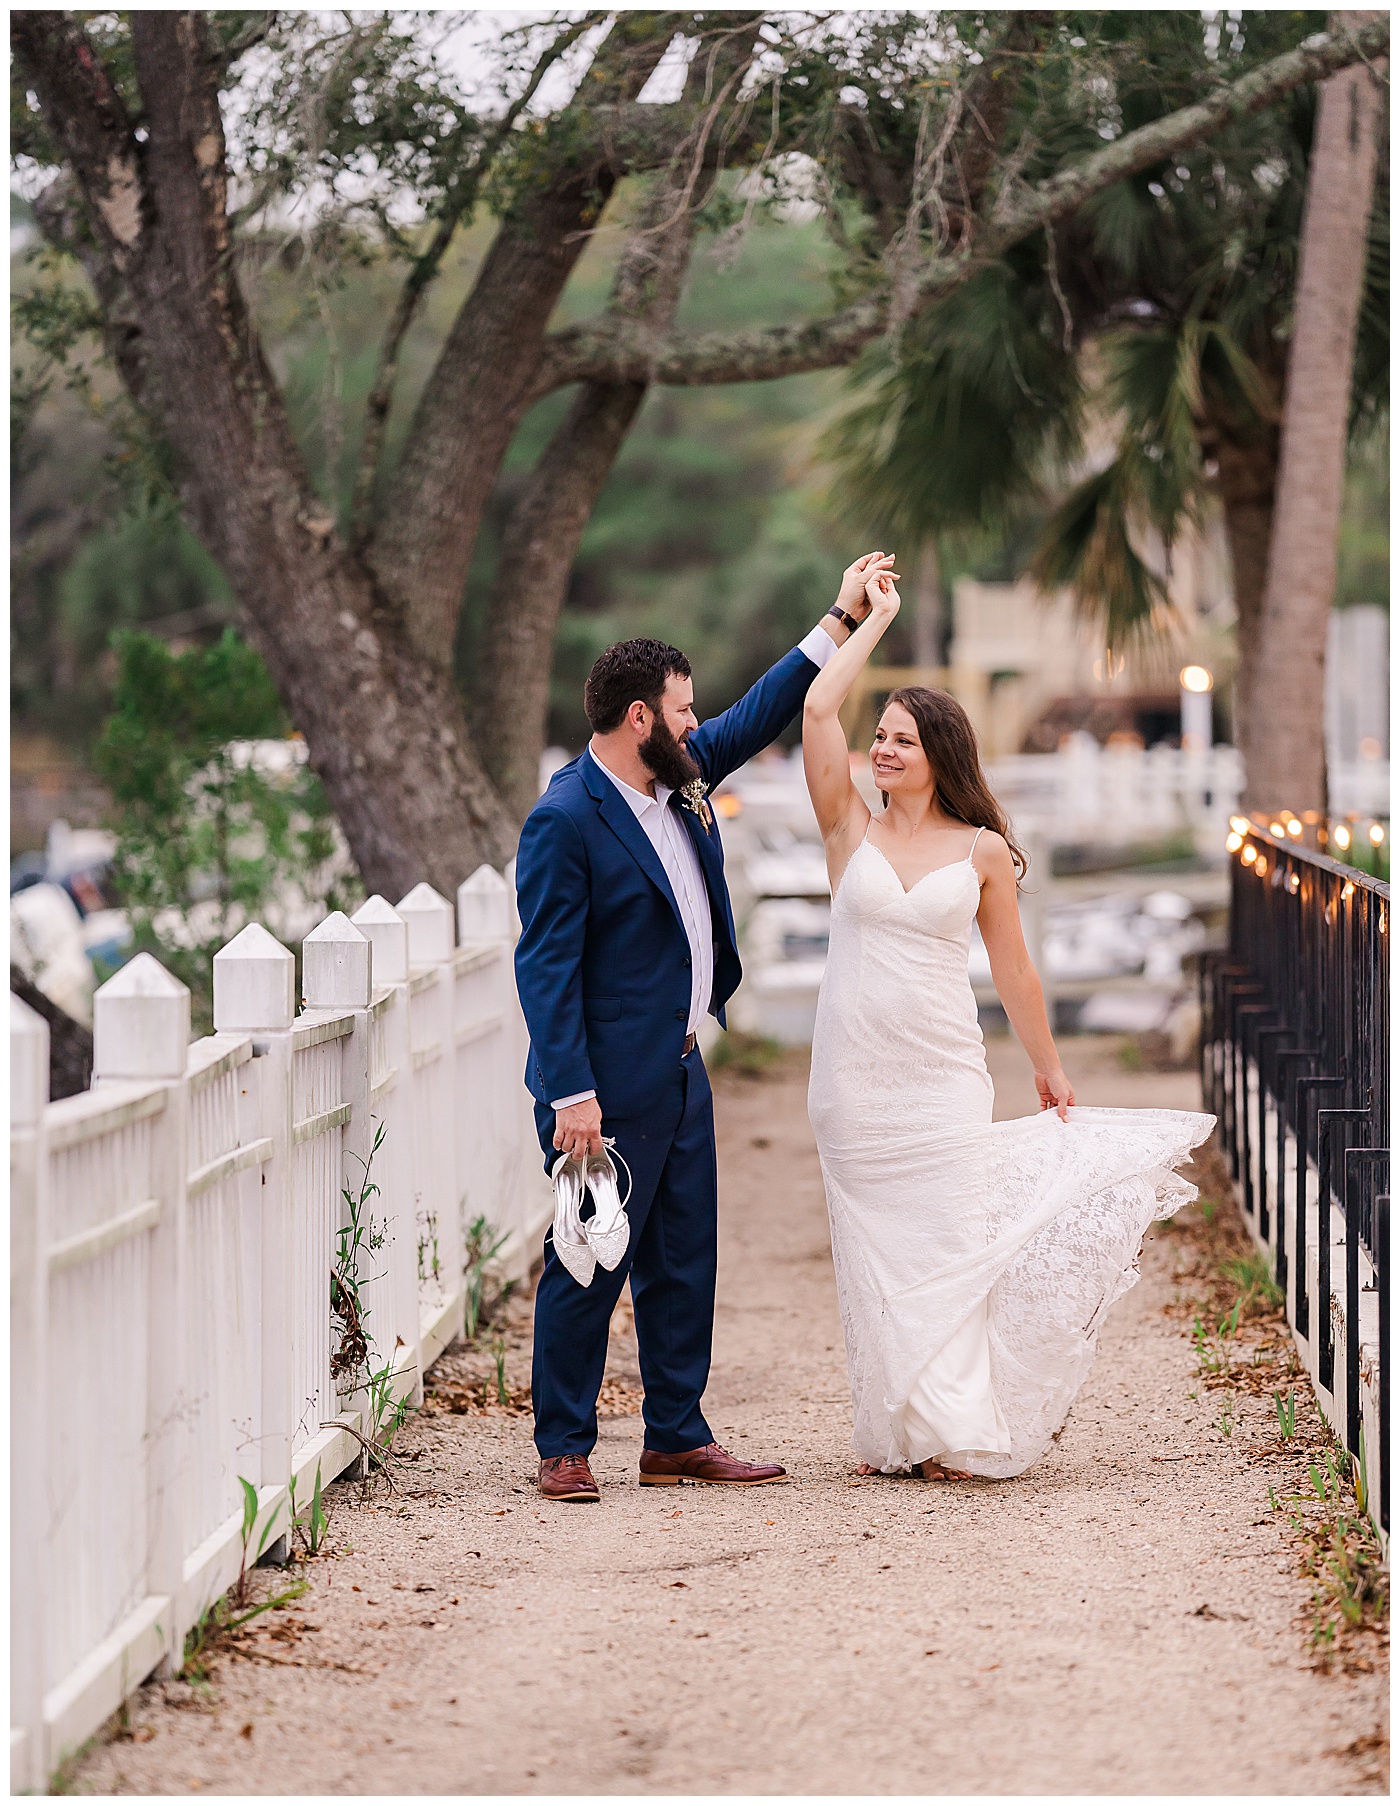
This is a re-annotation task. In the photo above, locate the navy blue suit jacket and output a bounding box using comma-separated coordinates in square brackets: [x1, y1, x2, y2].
[514, 645, 820, 1119]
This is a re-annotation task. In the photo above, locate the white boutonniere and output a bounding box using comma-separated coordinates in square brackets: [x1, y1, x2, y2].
[679, 777, 713, 832]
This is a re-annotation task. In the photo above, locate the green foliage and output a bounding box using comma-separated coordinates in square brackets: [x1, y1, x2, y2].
[1335, 429, 1389, 613]
[462, 1213, 511, 1342]
[825, 260, 1085, 544]
[824, 9, 1389, 651]
[93, 630, 359, 1028]
[180, 1575, 309, 1690]
[331, 1121, 389, 1387]
[289, 1464, 331, 1558]
[706, 1028, 786, 1077]
[1220, 1249, 1285, 1312]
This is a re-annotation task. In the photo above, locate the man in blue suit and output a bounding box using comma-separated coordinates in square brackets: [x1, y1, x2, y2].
[514, 553, 892, 1500]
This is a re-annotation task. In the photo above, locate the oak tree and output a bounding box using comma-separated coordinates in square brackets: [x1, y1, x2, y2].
[12, 10, 1387, 893]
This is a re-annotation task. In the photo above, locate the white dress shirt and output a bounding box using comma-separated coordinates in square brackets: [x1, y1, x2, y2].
[551, 624, 838, 1109]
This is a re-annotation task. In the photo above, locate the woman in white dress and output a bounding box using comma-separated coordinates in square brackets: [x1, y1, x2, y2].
[804, 558, 1214, 1480]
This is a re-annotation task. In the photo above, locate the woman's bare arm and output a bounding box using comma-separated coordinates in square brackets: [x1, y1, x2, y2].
[803, 562, 900, 884]
[974, 835, 1075, 1119]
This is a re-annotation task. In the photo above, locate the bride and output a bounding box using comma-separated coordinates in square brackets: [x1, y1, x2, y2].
[803, 556, 1214, 1480]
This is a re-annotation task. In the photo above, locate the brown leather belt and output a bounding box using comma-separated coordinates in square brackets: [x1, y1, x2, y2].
[682, 1032, 697, 1057]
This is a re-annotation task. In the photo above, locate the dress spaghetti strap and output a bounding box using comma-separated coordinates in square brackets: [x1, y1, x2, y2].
[968, 826, 986, 861]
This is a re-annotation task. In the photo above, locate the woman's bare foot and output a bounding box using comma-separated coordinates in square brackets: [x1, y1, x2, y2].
[857, 1463, 880, 1476]
[919, 1458, 973, 1481]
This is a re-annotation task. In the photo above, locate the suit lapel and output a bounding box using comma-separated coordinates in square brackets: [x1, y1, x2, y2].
[674, 794, 731, 933]
[580, 752, 687, 937]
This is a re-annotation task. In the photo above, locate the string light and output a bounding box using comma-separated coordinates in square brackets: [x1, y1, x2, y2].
[1269, 822, 1285, 838]
[1287, 872, 1300, 894]
[1226, 831, 1243, 852]
[1240, 845, 1258, 865]
[1368, 823, 1386, 846]
[1229, 815, 1249, 835]
[1342, 881, 1355, 900]
[1285, 817, 1302, 837]
[1334, 825, 1352, 851]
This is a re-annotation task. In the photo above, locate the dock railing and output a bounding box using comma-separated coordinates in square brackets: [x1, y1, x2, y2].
[1200, 819, 1388, 1537]
[9, 868, 550, 1792]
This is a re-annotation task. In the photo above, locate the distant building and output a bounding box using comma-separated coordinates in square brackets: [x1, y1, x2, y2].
[1326, 605, 1388, 763]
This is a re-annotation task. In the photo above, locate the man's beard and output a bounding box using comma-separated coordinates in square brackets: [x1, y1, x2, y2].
[640, 715, 702, 792]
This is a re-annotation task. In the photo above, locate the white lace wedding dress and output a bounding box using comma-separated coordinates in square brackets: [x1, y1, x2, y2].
[808, 833, 1215, 1477]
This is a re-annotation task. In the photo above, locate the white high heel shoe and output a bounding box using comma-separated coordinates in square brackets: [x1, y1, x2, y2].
[582, 1140, 632, 1272]
[549, 1153, 595, 1287]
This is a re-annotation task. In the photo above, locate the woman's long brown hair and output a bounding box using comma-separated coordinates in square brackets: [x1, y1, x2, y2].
[879, 686, 1029, 882]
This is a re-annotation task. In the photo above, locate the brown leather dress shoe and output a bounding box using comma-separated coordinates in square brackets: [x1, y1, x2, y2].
[639, 1442, 787, 1486]
[538, 1454, 600, 1501]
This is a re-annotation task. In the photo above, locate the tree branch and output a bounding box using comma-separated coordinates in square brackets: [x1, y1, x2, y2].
[367, 14, 686, 663]
[475, 168, 705, 819]
[348, 12, 604, 551]
[535, 17, 1391, 392]
[11, 11, 147, 272]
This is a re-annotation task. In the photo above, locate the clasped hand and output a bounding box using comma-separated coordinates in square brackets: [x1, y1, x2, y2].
[836, 551, 898, 621]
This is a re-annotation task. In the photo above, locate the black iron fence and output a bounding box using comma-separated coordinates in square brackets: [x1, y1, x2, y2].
[1200, 816, 1389, 1533]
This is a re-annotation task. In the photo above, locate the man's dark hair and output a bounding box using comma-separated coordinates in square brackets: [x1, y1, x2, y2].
[584, 638, 691, 733]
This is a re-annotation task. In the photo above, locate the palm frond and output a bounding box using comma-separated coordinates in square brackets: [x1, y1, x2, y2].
[822, 262, 1084, 541]
[1027, 452, 1172, 651]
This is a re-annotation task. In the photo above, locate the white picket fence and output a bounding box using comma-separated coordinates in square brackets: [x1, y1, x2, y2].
[9, 868, 550, 1792]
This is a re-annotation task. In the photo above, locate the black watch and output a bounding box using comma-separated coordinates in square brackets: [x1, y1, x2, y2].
[827, 604, 860, 633]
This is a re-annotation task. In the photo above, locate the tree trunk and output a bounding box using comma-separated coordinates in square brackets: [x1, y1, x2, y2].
[1242, 19, 1384, 819]
[1211, 426, 1279, 752]
[475, 379, 648, 823]
[911, 538, 947, 668]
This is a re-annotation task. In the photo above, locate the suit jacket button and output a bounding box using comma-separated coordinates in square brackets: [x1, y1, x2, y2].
[674, 1008, 687, 1021]
[682, 955, 692, 967]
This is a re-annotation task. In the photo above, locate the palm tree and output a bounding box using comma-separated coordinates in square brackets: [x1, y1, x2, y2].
[824, 13, 1389, 793]
[1245, 28, 1386, 818]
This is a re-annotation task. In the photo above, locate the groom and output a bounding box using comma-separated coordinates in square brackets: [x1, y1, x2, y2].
[514, 555, 888, 1501]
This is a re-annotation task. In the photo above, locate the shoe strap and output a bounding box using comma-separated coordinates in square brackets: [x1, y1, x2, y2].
[596, 1137, 634, 1210]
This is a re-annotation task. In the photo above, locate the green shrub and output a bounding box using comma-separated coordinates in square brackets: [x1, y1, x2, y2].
[94, 629, 360, 1028]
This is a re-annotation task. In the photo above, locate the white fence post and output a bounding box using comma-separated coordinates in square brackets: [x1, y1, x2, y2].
[91, 953, 191, 1678]
[213, 926, 295, 1494]
[302, 912, 389, 1425]
[351, 896, 419, 1397]
[458, 864, 511, 941]
[398, 882, 463, 1365]
[11, 998, 49, 1792]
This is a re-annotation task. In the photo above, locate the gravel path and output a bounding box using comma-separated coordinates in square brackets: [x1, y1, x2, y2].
[78, 1038, 1387, 1796]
